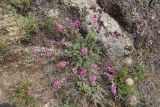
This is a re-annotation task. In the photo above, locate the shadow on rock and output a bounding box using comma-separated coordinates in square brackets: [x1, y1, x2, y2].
[0, 103, 15, 107]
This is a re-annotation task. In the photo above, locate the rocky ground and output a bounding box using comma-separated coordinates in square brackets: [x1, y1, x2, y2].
[0, 0, 160, 107]
[109, 0, 160, 106]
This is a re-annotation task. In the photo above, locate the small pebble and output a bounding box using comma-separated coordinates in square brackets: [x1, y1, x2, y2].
[126, 78, 134, 86]
[125, 57, 133, 65]
[127, 95, 138, 106]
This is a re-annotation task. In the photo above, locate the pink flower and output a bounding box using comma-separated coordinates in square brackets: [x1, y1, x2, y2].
[107, 59, 113, 65]
[108, 66, 113, 71]
[131, 32, 137, 38]
[68, 19, 74, 27]
[104, 65, 110, 71]
[72, 67, 78, 75]
[104, 65, 115, 74]
[33, 46, 40, 55]
[81, 47, 88, 56]
[50, 40, 56, 45]
[80, 70, 87, 78]
[90, 76, 97, 85]
[107, 74, 113, 80]
[92, 13, 98, 24]
[92, 64, 100, 72]
[52, 81, 61, 89]
[74, 19, 80, 28]
[111, 86, 117, 95]
[58, 61, 67, 68]
[112, 32, 118, 42]
[45, 48, 53, 57]
[55, 21, 63, 32]
[60, 38, 65, 46]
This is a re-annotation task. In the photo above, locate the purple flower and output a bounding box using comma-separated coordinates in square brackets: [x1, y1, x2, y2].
[92, 13, 98, 24]
[33, 46, 40, 55]
[92, 64, 100, 72]
[50, 40, 56, 45]
[45, 48, 53, 57]
[60, 38, 65, 46]
[107, 74, 113, 80]
[68, 19, 74, 27]
[107, 59, 113, 65]
[112, 32, 118, 42]
[131, 32, 137, 38]
[72, 67, 78, 75]
[74, 19, 80, 28]
[58, 61, 67, 68]
[90, 76, 97, 85]
[55, 21, 63, 32]
[104, 65, 115, 74]
[80, 70, 87, 78]
[52, 81, 61, 89]
[111, 86, 117, 95]
[81, 47, 88, 56]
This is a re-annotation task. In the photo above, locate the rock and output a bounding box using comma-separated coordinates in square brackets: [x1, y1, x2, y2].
[0, 89, 2, 98]
[0, 89, 5, 103]
[43, 102, 50, 107]
[43, 99, 55, 107]
[0, 103, 15, 107]
[125, 57, 133, 65]
[63, 0, 133, 60]
[127, 95, 138, 106]
[48, 9, 59, 18]
[126, 78, 134, 86]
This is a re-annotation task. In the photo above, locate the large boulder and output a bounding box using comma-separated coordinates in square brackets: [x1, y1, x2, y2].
[63, 0, 133, 59]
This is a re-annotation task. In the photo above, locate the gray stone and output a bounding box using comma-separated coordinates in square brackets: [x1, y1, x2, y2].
[63, 0, 133, 59]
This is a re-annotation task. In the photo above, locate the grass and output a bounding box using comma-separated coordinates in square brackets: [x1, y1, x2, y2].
[19, 16, 39, 44]
[115, 63, 148, 106]
[10, 81, 37, 107]
[22, 16, 39, 32]
[133, 63, 148, 81]
[0, 37, 11, 61]
[64, 32, 101, 68]
[43, 16, 55, 33]
[115, 66, 133, 100]
[8, 0, 31, 12]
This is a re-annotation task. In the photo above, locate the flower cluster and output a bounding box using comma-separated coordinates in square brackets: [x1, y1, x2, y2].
[112, 32, 118, 42]
[90, 76, 97, 85]
[81, 47, 88, 56]
[111, 85, 117, 95]
[55, 21, 63, 32]
[50, 38, 67, 47]
[68, 19, 80, 28]
[131, 20, 146, 38]
[104, 64, 116, 75]
[92, 64, 100, 72]
[92, 13, 99, 25]
[51, 17, 119, 97]
[50, 40, 56, 45]
[104, 61, 117, 95]
[52, 81, 61, 89]
[80, 69, 87, 78]
[58, 60, 67, 69]
[72, 67, 78, 75]
[33, 46, 54, 57]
